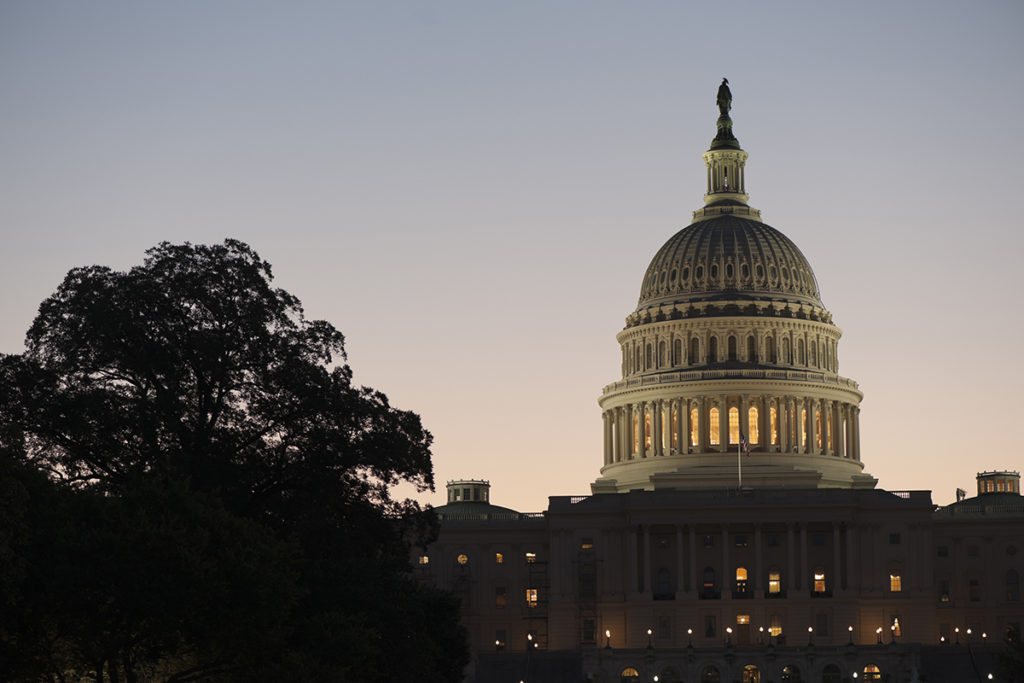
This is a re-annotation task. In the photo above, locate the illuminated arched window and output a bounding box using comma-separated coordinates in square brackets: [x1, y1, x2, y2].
[673, 338, 683, 366]
[780, 664, 801, 681]
[766, 336, 775, 363]
[813, 567, 826, 593]
[633, 414, 639, 454]
[729, 407, 740, 444]
[728, 335, 737, 361]
[749, 406, 759, 444]
[621, 667, 640, 682]
[709, 337, 718, 363]
[815, 410, 823, 449]
[863, 664, 881, 681]
[709, 407, 721, 446]
[644, 413, 652, 451]
[770, 406, 779, 445]
[690, 337, 699, 365]
[689, 407, 699, 447]
[742, 665, 760, 683]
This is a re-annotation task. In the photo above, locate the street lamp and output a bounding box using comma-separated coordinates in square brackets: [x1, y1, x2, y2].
[890, 624, 897, 644]
[605, 629, 612, 650]
[647, 628, 654, 649]
[726, 626, 733, 646]
[848, 625, 854, 645]
[955, 627, 961, 645]
[687, 628, 693, 648]
[875, 627, 883, 644]
[758, 626, 765, 645]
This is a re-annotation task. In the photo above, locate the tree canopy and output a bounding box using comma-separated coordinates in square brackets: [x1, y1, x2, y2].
[0, 240, 467, 682]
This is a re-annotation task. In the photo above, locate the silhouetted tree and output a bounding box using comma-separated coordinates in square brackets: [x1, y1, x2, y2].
[0, 240, 467, 681]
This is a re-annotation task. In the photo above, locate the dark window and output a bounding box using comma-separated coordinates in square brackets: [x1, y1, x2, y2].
[703, 535, 715, 549]
[705, 615, 717, 638]
[1008, 569, 1020, 602]
[582, 619, 595, 643]
[495, 586, 506, 607]
[811, 534, 825, 546]
[968, 545, 980, 557]
[766, 534, 780, 547]
[969, 578, 980, 602]
[727, 336, 737, 361]
[815, 612, 829, 636]
[937, 545, 949, 557]
[889, 533, 901, 545]
[734, 535, 748, 548]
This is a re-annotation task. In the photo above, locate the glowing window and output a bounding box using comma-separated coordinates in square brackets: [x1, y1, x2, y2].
[644, 413, 652, 450]
[815, 410, 823, 448]
[710, 408, 720, 446]
[749, 406, 759, 444]
[770, 406, 779, 444]
[890, 574, 902, 592]
[769, 570, 781, 594]
[525, 552, 537, 563]
[736, 567, 748, 581]
[495, 552, 503, 564]
[671, 409, 678, 449]
[690, 408, 699, 447]
[418, 555, 429, 565]
[457, 554, 468, 565]
[526, 588, 538, 607]
[729, 407, 740, 444]
[769, 615, 782, 636]
[737, 614, 750, 624]
[814, 568, 826, 593]
[801, 409, 807, 447]
[891, 616, 901, 637]
[581, 539, 594, 549]
[621, 668, 640, 681]
[633, 415, 639, 454]
[863, 665, 881, 681]
[827, 411, 834, 450]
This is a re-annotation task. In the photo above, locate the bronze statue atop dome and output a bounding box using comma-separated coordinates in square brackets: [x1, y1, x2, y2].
[717, 78, 732, 117]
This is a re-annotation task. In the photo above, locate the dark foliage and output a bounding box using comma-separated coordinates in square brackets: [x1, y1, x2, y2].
[0, 240, 467, 682]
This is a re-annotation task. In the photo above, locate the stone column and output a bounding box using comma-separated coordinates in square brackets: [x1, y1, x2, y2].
[835, 404, 845, 459]
[852, 407, 861, 461]
[642, 525, 651, 596]
[799, 524, 808, 592]
[638, 401, 647, 457]
[603, 412, 612, 465]
[718, 395, 729, 453]
[721, 524, 730, 598]
[806, 398, 817, 455]
[653, 399, 663, 457]
[676, 526, 685, 594]
[699, 398, 710, 453]
[833, 523, 842, 594]
[678, 400, 688, 455]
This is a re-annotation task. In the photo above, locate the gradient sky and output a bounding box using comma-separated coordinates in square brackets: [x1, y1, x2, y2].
[2, 1, 1022, 512]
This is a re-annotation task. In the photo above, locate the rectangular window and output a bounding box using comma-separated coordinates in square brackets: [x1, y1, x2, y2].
[815, 612, 829, 636]
[814, 569, 827, 593]
[889, 533, 901, 544]
[890, 574, 902, 592]
[891, 616, 902, 637]
[582, 619, 596, 643]
[939, 579, 950, 603]
[968, 545, 979, 557]
[729, 406, 740, 444]
[737, 614, 750, 625]
[811, 533, 825, 546]
[704, 615, 716, 638]
[526, 588, 538, 607]
[495, 586, 506, 607]
[657, 614, 672, 639]
[525, 552, 537, 563]
[969, 579, 980, 602]
[937, 545, 949, 558]
[766, 534, 780, 547]
[769, 615, 782, 637]
[418, 555, 429, 565]
[734, 535, 748, 548]
[769, 571, 781, 594]
[690, 408, 699, 447]
[703, 535, 715, 549]
[710, 408, 720, 446]
[580, 538, 594, 549]
[495, 629, 506, 651]
[495, 552, 504, 564]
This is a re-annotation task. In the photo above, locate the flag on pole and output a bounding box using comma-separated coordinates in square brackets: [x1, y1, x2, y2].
[739, 430, 750, 457]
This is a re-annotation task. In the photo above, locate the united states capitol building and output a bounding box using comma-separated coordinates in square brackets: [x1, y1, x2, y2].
[414, 83, 1024, 683]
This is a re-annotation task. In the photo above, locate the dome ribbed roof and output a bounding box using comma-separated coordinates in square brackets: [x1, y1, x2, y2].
[636, 214, 823, 313]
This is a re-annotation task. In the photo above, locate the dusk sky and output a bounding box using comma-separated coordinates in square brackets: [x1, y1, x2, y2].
[2, 1, 1022, 512]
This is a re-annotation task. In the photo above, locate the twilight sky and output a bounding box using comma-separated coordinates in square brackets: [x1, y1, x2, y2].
[2, 1, 1022, 512]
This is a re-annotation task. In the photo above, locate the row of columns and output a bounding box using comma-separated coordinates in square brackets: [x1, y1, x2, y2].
[621, 331, 839, 376]
[602, 395, 860, 464]
[629, 522, 857, 599]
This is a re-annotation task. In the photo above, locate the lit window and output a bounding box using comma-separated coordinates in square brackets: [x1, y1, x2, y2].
[670, 409, 678, 449]
[495, 587, 506, 607]
[736, 567, 748, 581]
[495, 552, 503, 564]
[525, 552, 537, 563]
[633, 415, 639, 453]
[770, 406, 779, 444]
[891, 616, 901, 637]
[748, 406, 759, 444]
[729, 406, 739, 444]
[644, 413, 652, 450]
[690, 408, 699, 447]
[827, 411, 834, 450]
[418, 555, 429, 565]
[814, 568, 826, 593]
[457, 554, 468, 565]
[737, 614, 750, 625]
[769, 570, 781, 594]
[526, 588, 538, 607]
[581, 539, 594, 550]
[621, 667, 640, 680]
[709, 408, 720, 445]
[863, 664, 881, 681]
[769, 615, 782, 637]
[801, 409, 807, 447]
[815, 409, 823, 448]
[890, 574, 902, 592]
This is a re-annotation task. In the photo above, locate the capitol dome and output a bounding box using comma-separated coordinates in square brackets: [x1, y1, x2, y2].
[593, 81, 875, 493]
[633, 215, 826, 323]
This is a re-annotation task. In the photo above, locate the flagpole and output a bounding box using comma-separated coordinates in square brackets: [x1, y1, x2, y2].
[737, 439, 742, 489]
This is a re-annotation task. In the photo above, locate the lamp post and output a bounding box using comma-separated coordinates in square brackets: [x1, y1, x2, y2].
[605, 629, 612, 650]
[955, 627, 960, 645]
[808, 626, 814, 645]
[848, 625, 854, 645]
[890, 624, 897, 645]
[726, 626, 733, 646]
[875, 627, 883, 645]
[758, 626, 764, 645]
[647, 628, 654, 649]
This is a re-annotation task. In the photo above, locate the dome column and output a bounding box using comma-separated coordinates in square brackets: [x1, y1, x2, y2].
[653, 399, 664, 457]
[718, 394, 729, 453]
